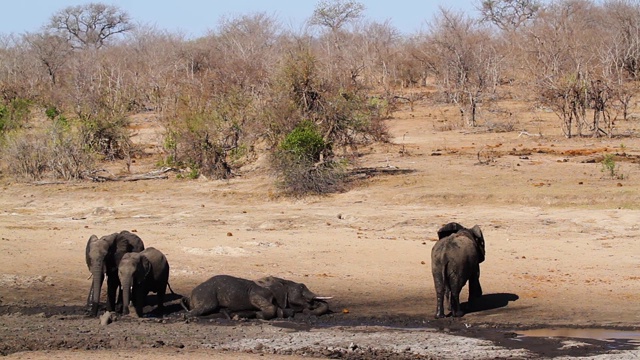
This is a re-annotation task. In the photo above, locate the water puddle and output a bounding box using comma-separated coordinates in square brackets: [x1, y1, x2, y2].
[517, 328, 640, 342]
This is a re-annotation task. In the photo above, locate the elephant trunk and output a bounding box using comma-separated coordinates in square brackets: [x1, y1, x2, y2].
[308, 300, 330, 316]
[120, 277, 132, 316]
[90, 259, 105, 317]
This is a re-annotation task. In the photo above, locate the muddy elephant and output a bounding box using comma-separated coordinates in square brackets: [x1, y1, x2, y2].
[254, 276, 332, 317]
[118, 247, 170, 317]
[85, 230, 145, 317]
[431, 222, 485, 318]
[181, 275, 279, 319]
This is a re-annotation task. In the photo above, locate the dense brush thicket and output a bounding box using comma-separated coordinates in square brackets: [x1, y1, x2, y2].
[1, 0, 639, 193]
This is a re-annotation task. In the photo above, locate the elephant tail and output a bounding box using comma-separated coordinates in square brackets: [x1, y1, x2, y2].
[180, 296, 191, 311]
[167, 282, 177, 295]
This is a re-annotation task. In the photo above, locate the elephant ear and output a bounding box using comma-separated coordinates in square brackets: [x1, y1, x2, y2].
[470, 225, 486, 263]
[136, 256, 152, 284]
[437, 222, 466, 240]
[268, 281, 288, 308]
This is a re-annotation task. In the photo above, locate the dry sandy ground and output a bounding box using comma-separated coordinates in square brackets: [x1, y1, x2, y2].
[1, 99, 640, 359]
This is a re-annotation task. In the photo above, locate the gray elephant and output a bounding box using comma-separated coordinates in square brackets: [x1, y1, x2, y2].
[431, 222, 485, 318]
[254, 276, 332, 317]
[181, 275, 279, 319]
[118, 247, 170, 317]
[85, 230, 145, 317]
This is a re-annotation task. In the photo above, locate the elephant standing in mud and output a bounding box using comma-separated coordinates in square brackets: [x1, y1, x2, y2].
[118, 247, 170, 317]
[181, 275, 280, 319]
[85, 230, 145, 317]
[431, 222, 485, 318]
[254, 276, 331, 317]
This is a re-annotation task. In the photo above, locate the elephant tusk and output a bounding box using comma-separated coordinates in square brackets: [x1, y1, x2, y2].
[87, 274, 93, 280]
[313, 296, 333, 300]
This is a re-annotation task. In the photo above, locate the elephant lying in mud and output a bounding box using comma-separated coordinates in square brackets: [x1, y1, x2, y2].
[85, 230, 145, 317]
[181, 275, 279, 319]
[118, 247, 170, 317]
[431, 222, 485, 318]
[181, 275, 331, 319]
[254, 276, 332, 317]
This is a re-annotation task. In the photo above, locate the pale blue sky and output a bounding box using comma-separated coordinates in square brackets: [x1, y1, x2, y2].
[0, 1, 478, 37]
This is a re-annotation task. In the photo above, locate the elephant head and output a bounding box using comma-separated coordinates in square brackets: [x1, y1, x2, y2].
[255, 276, 332, 316]
[118, 252, 151, 316]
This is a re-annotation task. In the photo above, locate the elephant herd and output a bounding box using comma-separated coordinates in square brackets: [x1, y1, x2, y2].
[85, 222, 485, 320]
[84, 231, 331, 320]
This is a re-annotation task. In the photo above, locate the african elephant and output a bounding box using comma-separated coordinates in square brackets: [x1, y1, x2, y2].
[118, 247, 170, 317]
[431, 222, 485, 318]
[181, 275, 279, 319]
[85, 230, 145, 317]
[254, 276, 332, 317]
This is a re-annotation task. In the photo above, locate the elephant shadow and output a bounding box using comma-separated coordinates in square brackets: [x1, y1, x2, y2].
[143, 292, 185, 317]
[462, 293, 519, 314]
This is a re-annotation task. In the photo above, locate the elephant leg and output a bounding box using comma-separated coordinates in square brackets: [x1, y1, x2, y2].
[450, 290, 463, 317]
[468, 267, 482, 300]
[433, 271, 447, 319]
[106, 276, 119, 312]
[188, 299, 219, 317]
[250, 296, 277, 320]
[469, 276, 482, 300]
[156, 287, 166, 316]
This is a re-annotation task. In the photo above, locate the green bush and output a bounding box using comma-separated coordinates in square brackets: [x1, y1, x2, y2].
[0, 99, 32, 133]
[279, 120, 326, 162]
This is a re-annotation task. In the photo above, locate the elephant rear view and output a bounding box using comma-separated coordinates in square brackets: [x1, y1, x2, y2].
[431, 222, 485, 318]
[85, 230, 145, 317]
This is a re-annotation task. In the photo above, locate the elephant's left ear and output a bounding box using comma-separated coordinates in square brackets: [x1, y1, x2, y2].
[136, 257, 152, 283]
[471, 225, 485, 263]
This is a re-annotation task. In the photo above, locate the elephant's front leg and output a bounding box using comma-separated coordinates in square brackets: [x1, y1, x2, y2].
[469, 267, 482, 302]
[106, 275, 119, 312]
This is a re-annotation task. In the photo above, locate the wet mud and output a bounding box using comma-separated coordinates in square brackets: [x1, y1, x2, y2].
[1, 302, 638, 359]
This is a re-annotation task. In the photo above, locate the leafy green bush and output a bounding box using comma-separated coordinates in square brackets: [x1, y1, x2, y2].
[279, 120, 326, 162]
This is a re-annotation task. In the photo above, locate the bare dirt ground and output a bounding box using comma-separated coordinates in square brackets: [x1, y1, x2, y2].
[1, 98, 640, 359]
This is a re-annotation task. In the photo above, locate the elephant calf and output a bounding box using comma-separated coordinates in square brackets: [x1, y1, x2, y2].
[118, 247, 170, 317]
[181, 275, 279, 319]
[431, 222, 485, 318]
[254, 276, 332, 317]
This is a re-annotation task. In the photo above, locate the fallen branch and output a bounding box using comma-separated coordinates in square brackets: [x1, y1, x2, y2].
[85, 167, 177, 182]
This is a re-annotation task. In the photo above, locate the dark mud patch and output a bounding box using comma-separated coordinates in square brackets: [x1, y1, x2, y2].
[1, 304, 639, 359]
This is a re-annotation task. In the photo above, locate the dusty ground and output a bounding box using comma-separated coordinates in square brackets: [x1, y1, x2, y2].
[1, 98, 640, 359]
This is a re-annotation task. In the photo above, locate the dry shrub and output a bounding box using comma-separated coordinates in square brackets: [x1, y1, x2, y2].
[3, 123, 94, 181]
[271, 152, 347, 196]
[4, 132, 49, 180]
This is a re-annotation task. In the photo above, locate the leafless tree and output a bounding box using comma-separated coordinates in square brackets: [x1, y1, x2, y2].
[425, 8, 503, 126]
[46, 3, 134, 50]
[23, 32, 72, 85]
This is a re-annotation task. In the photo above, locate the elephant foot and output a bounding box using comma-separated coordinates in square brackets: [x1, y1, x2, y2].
[434, 312, 446, 319]
[452, 310, 464, 318]
[89, 303, 100, 317]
